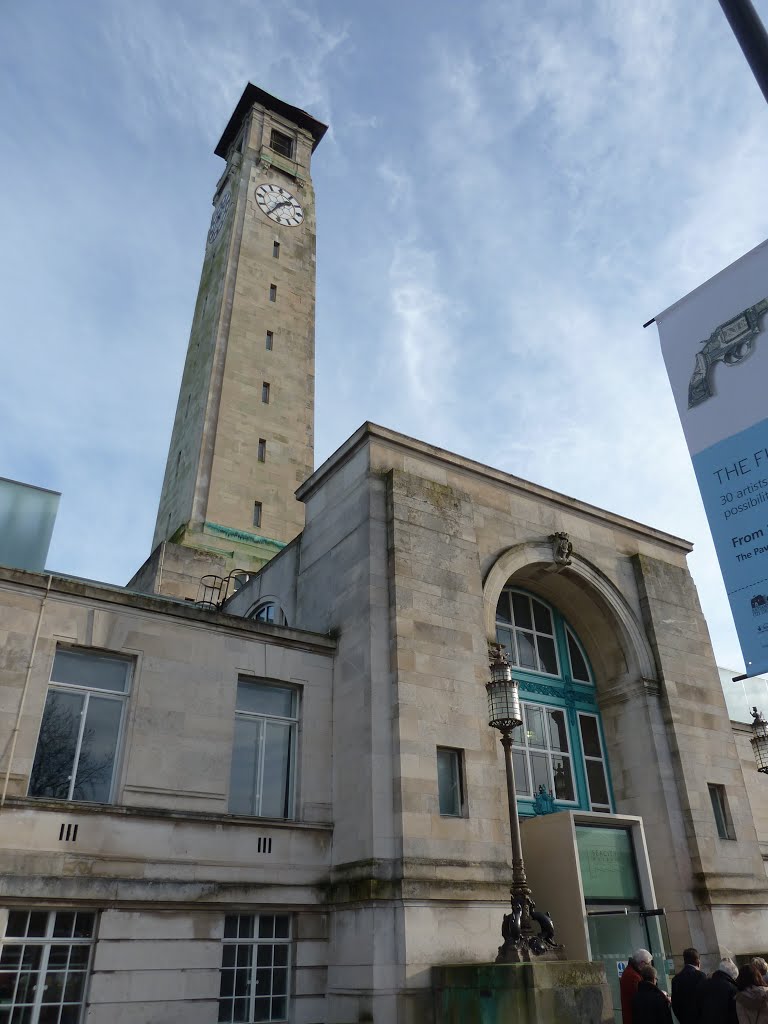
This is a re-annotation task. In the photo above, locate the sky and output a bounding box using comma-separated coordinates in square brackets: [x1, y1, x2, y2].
[2, 0, 768, 675]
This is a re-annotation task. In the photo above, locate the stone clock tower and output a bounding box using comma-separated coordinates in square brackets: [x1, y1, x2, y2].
[131, 85, 327, 601]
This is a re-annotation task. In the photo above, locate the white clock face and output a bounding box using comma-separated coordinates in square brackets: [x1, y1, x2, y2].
[255, 183, 304, 227]
[207, 189, 232, 246]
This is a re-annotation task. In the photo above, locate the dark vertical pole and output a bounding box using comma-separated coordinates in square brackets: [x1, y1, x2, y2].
[718, 0, 768, 105]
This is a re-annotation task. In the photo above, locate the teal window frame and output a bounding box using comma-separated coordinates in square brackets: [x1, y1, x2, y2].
[495, 587, 615, 817]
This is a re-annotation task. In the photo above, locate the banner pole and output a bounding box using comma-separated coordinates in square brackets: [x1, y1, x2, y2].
[718, 0, 768, 105]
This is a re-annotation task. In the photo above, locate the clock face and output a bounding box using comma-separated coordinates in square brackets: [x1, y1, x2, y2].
[207, 189, 232, 246]
[255, 183, 304, 227]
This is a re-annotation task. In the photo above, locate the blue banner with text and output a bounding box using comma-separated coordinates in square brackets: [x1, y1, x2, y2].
[693, 416, 768, 674]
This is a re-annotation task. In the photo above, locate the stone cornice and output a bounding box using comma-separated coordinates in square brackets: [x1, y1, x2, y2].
[0, 566, 335, 653]
[297, 422, 692, 554]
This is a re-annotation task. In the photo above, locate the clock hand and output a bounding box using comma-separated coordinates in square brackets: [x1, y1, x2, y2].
[268, 199, 290, 213]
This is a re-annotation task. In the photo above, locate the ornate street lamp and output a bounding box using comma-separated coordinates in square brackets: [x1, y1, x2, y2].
[486, 642, 561, 961]
[751, 707, 768, 773]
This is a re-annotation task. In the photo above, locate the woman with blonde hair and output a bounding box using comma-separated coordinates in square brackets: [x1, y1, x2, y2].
[735, 962, 768, 1024]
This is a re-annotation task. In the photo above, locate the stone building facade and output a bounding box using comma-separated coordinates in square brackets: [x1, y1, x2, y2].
[2, 83, 768, 1024]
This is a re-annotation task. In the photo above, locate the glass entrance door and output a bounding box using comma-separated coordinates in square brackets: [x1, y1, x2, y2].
[587, 908, 672, 1024]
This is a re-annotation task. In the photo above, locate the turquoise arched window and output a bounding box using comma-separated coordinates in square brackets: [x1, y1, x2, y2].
[495, 587, 614, 817]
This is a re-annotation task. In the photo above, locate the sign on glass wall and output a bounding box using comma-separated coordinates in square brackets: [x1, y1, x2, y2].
[656, 240, 768, 675]
[576, 825, 640, 902]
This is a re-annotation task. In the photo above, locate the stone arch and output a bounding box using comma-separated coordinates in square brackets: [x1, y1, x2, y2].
[483, 541, 657, 691]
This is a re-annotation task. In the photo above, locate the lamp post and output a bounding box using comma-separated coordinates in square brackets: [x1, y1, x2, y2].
[486, 642, 561, 961]
[751, 707, 768, 773]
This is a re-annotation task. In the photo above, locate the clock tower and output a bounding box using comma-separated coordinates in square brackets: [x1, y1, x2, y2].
[132, 85, 326, 600]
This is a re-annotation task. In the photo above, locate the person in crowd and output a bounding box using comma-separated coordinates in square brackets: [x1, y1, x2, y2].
[735, 962, 768, 1024]
[632, 964, 673, 1024]
[672, 947, 707, 1024]
[621, 949, 654, 1024]
[698, 958, 739, 1024]
[752, 958, 768, 985]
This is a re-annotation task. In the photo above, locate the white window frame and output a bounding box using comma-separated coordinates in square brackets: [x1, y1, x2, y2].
[578, 711, 612, 811]
[436, 747, 466, 817]
[0, 908, 96, 1024]
[28, 647, 131, 804]
[495, 589, 561, 678]
[218, 913, 291, 1023]
[511, 701, 578, 805]
[229, 680, 298, 819]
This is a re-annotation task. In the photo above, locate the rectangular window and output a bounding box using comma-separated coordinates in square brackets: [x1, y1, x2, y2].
[269, 128, 294, 159]
[258, 439, 266, 463]
[272, 241, 280, 259]
[219, 913, 291, 1023]
[29, 647, 131, 804]
[510, 702, 576, 804]
[269, 284, 277, 302]
[229, 679, 298, 818]
[708, 783, 736, 840]
[437, 747, 465, 816]
[265, 330, 273, 351]
[0, 909, 96, 1024]
[262, 382, 270, 404]
[253, 501, 262, 528]
[578, 713, 611, 811]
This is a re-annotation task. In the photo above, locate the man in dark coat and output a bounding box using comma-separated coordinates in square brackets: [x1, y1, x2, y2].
[672, 947, 707, 1024]
[633, 965, 673, 1024]
[698, 958, 738, 1024]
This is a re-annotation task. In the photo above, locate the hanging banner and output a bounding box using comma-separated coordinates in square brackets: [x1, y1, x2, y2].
[656, 239, 768, 675]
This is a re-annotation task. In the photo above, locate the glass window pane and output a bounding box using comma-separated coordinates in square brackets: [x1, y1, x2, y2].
[252, 998, 271, 1022]
[547, 709, 569, 752]
[52, 913, 75, 939]
[72, 914, 94, 939]
[29, 690, 84, 799]
[26, 915, 47, 939]
[258, 917, 275, 940]
[260, 723, 294, 818]
[229, 717, 262, 815]
[236, 682, 295, 718]
[586, 760, 610, 808]
[51, 649, 130, 693]
[532, 599, 553, 635]
[515, 630, 536, 670]
[273, 945, 288, 966]
[46, 945, 69, 970]
[512, 749, 529, 796]
[495, 628, 514, 665]
[553, 756, 575, 801]
[224, 916, 238, 939]
[273, 916, 289, 940]
[68, 946, 90, 970]
[238, 917, 254, 940]
[271, 996, 287, 1019]
[495, 592, 512, 625]
[579, 715, 602, 758]
[530, 752, 550, 795]
[525, 706, 546, 749]
[511, 593, 532, 631]
[6, 913, 28, 938]
[272, 968, 287, 994]
[256, 945, 272, 967]
[437, 748, 461, 816]
[219, 970, 234, 998]
[255, 968, 271, 996]
[536, 635, 558, 675]
[568, 631, 591, 682]
[73, 695, 122, 802]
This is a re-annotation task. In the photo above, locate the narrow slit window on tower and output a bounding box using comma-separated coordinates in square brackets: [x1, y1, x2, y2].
[253, 502, 263, 529]
[258, 439, 266, 463]
[266, 330, 273, 351]
[273, 241, 280, 259]
[270, 128, 294, 159]
[269, 284, 277, 302]
[262, 382, 270, 404]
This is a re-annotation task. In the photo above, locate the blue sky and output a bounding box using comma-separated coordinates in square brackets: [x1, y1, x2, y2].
[2, 0, 768, 672]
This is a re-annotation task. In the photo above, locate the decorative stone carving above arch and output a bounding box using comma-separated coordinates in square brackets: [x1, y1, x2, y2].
[482, 541, 657, 692]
